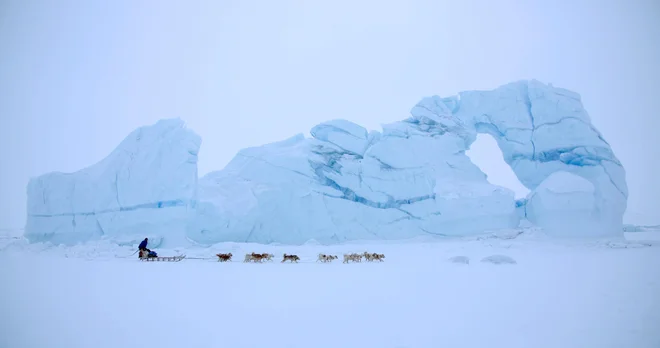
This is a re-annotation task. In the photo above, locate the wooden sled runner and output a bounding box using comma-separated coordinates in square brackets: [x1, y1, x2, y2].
[140, 255, 186, 262]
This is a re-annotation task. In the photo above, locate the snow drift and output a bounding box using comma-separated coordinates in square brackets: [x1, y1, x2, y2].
[24, 80, 627, 246]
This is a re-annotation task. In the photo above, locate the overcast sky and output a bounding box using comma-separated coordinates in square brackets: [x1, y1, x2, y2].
[1, 0, 658, 229]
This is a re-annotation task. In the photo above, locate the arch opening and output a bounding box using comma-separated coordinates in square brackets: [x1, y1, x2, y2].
[465, 133, 530, 199]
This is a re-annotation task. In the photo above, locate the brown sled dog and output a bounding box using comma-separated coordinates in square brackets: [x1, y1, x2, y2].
[244, 252, 266, 262]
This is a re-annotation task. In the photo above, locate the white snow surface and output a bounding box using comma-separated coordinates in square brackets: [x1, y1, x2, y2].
[1, 229, 659, 348]
[25, 80, 627, 246]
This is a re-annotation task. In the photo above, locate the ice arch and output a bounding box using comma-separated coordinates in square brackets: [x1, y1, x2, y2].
[465, 133, 530, 220]
[465, 134, 530, 198]
[419, 79, 628, 236]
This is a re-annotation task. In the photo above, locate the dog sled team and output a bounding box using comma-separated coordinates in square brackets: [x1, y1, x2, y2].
[214, 251, 385, 263]
[137, 237, 385, 264]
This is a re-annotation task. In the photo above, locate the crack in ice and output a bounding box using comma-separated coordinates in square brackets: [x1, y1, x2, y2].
[29, 199, 193, 218]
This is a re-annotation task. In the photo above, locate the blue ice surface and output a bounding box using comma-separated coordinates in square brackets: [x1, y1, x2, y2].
[25, 80, 627, 246]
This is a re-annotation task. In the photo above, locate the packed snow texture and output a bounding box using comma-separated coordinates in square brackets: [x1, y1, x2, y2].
[24, 80, 627, 246]
[1, 231, 659, 348]
[25, 119, 201, 247]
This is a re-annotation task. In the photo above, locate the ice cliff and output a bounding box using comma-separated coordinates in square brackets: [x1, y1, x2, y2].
[25, 119, 201, 247]
[24, 80, 627, 246]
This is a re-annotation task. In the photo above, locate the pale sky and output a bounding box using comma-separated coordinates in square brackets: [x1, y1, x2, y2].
[1, 0, 658, 229]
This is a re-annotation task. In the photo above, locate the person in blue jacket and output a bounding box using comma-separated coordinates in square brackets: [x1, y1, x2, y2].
[138, 238, 150, 252]
[138, 238, 157, 258]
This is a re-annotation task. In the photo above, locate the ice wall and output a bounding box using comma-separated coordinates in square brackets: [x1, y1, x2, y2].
[188, 119, 519, 244]
[525, 171, 600, 237]
[24, 119, 201, 246]
[190, 80, 626, 243]
[24, 80, 627, 246]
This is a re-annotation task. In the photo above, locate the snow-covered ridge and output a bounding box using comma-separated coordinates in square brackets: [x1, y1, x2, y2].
[24, 80, 627, 246]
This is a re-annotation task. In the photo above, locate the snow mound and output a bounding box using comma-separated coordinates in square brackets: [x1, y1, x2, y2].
[480, 255, 517, 265]
[448, 256, 470, 264]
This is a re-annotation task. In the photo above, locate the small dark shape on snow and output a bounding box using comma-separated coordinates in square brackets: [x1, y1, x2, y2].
[480, 254, 517, 265]
[448, 256, 470, 264]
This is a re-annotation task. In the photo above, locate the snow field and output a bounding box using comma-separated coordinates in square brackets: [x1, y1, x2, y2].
[1, 232, 659, 348]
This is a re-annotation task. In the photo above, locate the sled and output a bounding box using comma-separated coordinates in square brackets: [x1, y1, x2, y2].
[140, 255, 186, 262]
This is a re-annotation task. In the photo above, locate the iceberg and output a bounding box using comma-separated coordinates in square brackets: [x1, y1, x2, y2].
[24, 80, 627, 246]
[525, 171, 601, 237]
[455, 80, 627, 238]
[188, 119, 519, 245]
[25, 119, 201, 247]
